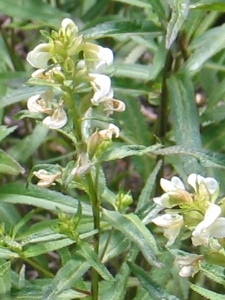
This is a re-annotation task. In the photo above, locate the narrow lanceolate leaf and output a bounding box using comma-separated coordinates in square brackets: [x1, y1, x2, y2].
[190, 283, 224, 300]
[102, 209, 162, 267]
[0, 126, 17, 143]
[0, 0, 68, 26]
[0, 261, 11, 294]
[154, 146, 225, 169]
[0, 183, 92, 216]
[0, 86, 49, 108]
[200, 263, 225, 286]
[185, 23, 225, 74]
[100, 143, 161, 162]
[136, 160, 162, 212]
[167, 73, 203, 174]
[77, 241, 114, 281]
[82, 20, 161, 39]
[190, 0, 225, 11]
[128, 262, 180, 300]
[113, 0, 151, 9]
[166, 0, 190, 49]
[0, 149, 24, 175]
[43, 257, 90, 300]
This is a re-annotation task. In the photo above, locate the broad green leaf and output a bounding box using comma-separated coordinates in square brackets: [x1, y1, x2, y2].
[185, 23, 225, 74]
[0, 125, 17, 143]
[43, 257, 90, 300]
[0, 261, 11, 294]
[128, 262, 180, 300]
[191, 0, 225, 11]
[82, 20, 161, 39]
[167, 73, 203, 174]
[0, 149, 24, 175]
[166, 0, 190, 49]
[0, 86, 48, 108]
[8, 124, 49, 163]
[77, 240, 114, 281]
[0, 183, 92, 216]
[100, 143, 161, 162]
[0, 0, 68, 26]
[154, 145, 225, 169]
[190, 283, 224, 300]
[102, 209, 161, 267]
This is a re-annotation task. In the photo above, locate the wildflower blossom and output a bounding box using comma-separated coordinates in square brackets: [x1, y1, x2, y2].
[33, 169, 61, 187]
[176, 254, 203, 277]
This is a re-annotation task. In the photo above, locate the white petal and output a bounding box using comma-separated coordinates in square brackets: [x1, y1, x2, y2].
[179, 265, 193, 277]
[152, 213, 183, 228]
[98, 123, 120, 139]
[207, 218, 225, 238]
[187, 173, 204, 191]
[203, 177, 219, 195]
[43, 106, 67, 129]
[27, 94, 51, 113]
[160, 176, 184, 192]
[89, 73, 112, 105]
[27, 43, 52, 68]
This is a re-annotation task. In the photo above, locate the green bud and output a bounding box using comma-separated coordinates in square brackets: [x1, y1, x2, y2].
[116, 191, 133, 211]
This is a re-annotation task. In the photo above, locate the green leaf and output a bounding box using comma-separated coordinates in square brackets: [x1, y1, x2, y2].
[201, 263, 225, 286]
[8, 124, 49, 163]
[82, 20, 161, 39]
[23, 238, 75, 258]
[0, 86, 49, 108]
[0, 261, 11, 294]
[100, 231, 129, 263]
[107, 63, 153, 81]
[154, 145, 225, 169]
[166, 0, 190, 49]
[113, 0, 152, 9]
[190, 0, 225, 11]
[185, 23, 225, 74]
[100, 143, 161, 162]
[77, 240, 114, 281]
[136, 160, 162, 211]
[0, 248, 19, 259]
[0, 149, 24, 175]
[43, 257, 90, 300]
[0, 0, 68, 26]
[0, 183, 92, 216]
[0, 126, 17, 143]
[190, 283, 224, 300]
[102, 209, 161, 267]
[128, 262, 180, 300]
[167, 73, 203, 174]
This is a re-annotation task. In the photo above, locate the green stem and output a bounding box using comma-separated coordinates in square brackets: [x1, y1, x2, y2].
[85, 172, 100, 300]
[23, 257, 54, 278]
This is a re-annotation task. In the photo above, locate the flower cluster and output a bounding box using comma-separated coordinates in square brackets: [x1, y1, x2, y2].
[152, 173, 225, 277]
[26, 18, 125, 129]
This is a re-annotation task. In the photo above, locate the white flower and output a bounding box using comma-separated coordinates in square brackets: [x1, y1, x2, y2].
[89, 73, 112, 105]
[176, 254, 203, 277]
[192, 203, 225, 246]
[61, 18, 78, 36]
[160, 176, 185, 192]
[152, 213, 184, 246]
[103, 98, 126, 115]
[27, 43, 52, 68]
[188, 173, 219, 197]
[33, 169, 61, 187]
[27, 91, 53, 114]
[43, 105, 67, 129]
[83, 42, 113, 71]
[98, 123, 120, 139]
